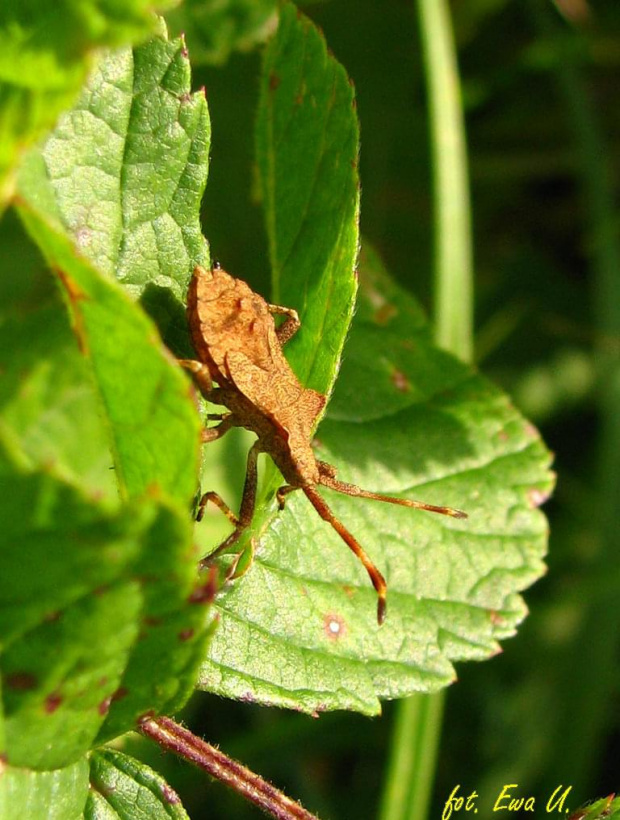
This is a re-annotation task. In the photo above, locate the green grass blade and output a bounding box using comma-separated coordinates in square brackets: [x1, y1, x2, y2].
[417, 0, 474, 361]
[380, 1, 475, 818]
[379, 695, 444, 820]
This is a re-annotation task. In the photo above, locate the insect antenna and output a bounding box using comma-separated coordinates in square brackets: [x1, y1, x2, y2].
[301, 484, 388, 625]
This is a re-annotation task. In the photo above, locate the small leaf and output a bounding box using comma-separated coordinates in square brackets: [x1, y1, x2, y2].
[256, 2, 359, 396]
[16, 203, 201, 504]
[0, 1, 173, 207]
[166, 0, 278, 65]
[17, 22, 210, 355]
[86, 749, 189, 819]
[1, 757, 89, 820]
[197, 248, 553, 715]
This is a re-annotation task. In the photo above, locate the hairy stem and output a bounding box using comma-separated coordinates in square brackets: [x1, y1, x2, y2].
[139, 715, 319, 820]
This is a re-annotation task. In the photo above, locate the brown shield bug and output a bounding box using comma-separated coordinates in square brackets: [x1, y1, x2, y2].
[180, 265, 466, 624]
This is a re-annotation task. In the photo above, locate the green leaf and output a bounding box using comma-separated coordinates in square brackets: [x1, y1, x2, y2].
[1, 757, 89, 820]
[16, 203, 201, 503]
[196, 247, 553, 715]
[166, 0, 278, 65]
[0, 465, 210, 769]
[17, 22, 210, 356]
[255, 2, 360, 396]
[0, 229, 211, 766]
[0, 1, 173, 207]
[86, 749, 189, 819]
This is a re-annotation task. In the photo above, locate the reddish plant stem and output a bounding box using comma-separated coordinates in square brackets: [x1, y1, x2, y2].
[139, 715, 320, 820]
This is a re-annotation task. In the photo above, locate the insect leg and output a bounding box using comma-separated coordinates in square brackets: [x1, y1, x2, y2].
[268, 304, 300, 346]
[199, 440, 261, 568]
[201, 413, 237, 444]
[237, 440, 261, 525]
[196, 490, 239, 523]
[178, 359, 215, 401]
[179, 360, 237, 443]
[302, 483, 388, 626]
[317, 464, 467, 520]
[276, 484, 300, 510]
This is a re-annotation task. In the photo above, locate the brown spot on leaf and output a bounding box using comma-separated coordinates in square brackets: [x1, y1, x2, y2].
[323, 613, 347, 641]
[74, 226, 92, 249]
[111, 686, 128, 703]
[178, 628, 195, 642]
[489, 610, 505, 626]
[269, 71, 281, 91]
[529, 487, 552, 508]
[6, 672, 37, 691]
[189, 567, 218, 605]
[524, 422, 540, 439]
[98, 696, 112, 716]
[45, 693, 63, 713]
[373, 303, 397, 325]
[391, 369, 411, 393]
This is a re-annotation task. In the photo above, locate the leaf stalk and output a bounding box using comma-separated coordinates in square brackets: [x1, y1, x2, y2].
[139, 715, 320, 820]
